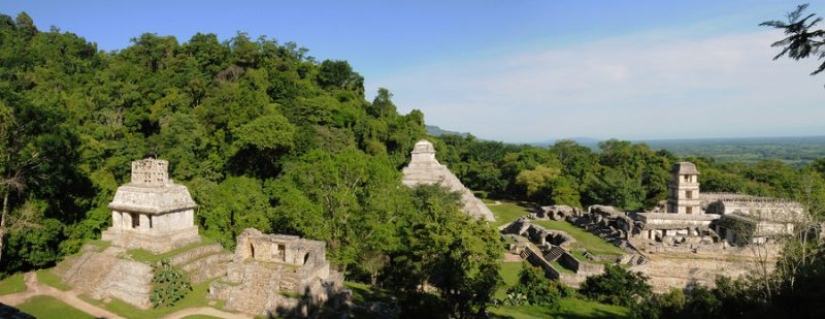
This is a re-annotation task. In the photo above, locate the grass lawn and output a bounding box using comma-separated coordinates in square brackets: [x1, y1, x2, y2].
[532, 220, 625, 256]
[488, 201, 532, 227]
[489, 298, 629, 319]
[181, 316, 224, 319]
[81, 278, 225, 319]
[16, 295, 94, 318]
[495, 261, 525, 300]
[36, 269, 71, 291]
[0, 273, 27, 295]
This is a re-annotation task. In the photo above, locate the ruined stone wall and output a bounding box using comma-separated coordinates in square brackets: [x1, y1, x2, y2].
[523, 246, 560, 280]
[234, 229, 328, 273]
[634, 254, 773, 293]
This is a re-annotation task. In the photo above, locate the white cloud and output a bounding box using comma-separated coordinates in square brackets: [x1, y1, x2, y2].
[367, 27, 825, 142]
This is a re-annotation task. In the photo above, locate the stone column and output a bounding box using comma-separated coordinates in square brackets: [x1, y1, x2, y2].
[112, 211, 122, 230]
[123, 213, 133, 229]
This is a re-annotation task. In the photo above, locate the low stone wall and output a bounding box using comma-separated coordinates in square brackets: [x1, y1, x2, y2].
[169, 243, 224, 266]
[557, 252, 604, 277]
[523, 246, 560, 280]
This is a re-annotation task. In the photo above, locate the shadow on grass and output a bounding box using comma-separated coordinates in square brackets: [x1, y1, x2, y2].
[0, 303, 35, 319]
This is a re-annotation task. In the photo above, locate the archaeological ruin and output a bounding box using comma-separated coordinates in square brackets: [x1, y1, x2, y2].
[101, 159, 200, 253]
[503, 161, 806, 291]
[53, 159, 340, 315]
[402, 140, 496, 221]
[208, 228, 341, 316]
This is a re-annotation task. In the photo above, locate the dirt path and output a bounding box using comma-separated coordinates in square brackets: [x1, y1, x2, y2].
[161, 307, 252, 319]
[0, 272, 125, 319]
[502, 252, 523, 262]
[0, 272, 253, 319]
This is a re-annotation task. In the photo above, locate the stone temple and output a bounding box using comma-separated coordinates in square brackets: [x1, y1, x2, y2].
[54, 159, 340, 315]
[402, 140, 496, 221]
[101, 159, 200, 253]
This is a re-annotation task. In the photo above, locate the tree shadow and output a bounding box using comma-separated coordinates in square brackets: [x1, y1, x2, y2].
[0, 303, 36, 319]
[269, 282, 347, 319]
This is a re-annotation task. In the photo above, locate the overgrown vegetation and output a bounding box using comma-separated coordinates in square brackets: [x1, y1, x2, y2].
[580, 265, 652, 307]
[504, 263, 569, 307]
[150, 258, 192, 308]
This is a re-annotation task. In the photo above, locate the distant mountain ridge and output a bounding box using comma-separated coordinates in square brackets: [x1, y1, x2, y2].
[425, 125, 470, 138]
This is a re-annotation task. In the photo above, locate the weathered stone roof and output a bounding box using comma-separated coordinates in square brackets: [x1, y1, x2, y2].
[108, 183, 197, 214]
[108, 159, 196, 214]
[671, 162, 700, 175]
[402, 140, 496, 221]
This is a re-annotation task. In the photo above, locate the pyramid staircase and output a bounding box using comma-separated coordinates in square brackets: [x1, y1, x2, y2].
[168, 243, 233, 284]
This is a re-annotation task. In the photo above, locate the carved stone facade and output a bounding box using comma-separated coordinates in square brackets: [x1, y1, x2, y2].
[101, 159, 200, 253]
[401, 140, 496, 221]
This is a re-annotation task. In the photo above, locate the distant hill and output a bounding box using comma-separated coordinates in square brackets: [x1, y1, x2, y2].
[426, 125, 470, 138]
[528, 137, 601, 148]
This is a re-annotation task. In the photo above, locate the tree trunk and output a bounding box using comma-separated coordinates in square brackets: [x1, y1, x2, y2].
[0, 191, 8, 265]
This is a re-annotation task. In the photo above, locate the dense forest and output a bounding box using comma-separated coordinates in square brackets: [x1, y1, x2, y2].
[2, 10, 825, 318]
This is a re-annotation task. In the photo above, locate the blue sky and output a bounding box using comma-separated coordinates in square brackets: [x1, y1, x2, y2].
[2, 1, 824, 142]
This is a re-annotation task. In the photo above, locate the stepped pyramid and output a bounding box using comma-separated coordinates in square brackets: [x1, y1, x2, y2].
[401, 140, 496, 221]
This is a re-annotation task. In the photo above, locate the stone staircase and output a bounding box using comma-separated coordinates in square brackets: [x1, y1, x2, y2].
[92, 260, 153, 307]
[626, 254, 646, 266]
[60, 252, 119, 293]
[168, 243, 232, 284]
[519, 248, 532, 260]
[543, 246, 566, 262]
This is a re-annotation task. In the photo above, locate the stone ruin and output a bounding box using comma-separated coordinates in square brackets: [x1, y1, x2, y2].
[101, 159, 200, 253]
[401, 140, 496, 221]
[55, 159, 211, 309]
[53, 158, 341, 315]
[209, 229, 342, 316]
[536, 204, 582, 221]
[633, 162, 805, 250]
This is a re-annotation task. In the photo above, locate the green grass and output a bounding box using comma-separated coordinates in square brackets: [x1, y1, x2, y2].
[490, 298, 629, 319]
[85, 239, 112, 252]
[532, 220, 625, 256]
[80, 278, 224, 319]
[16, 295, 95, 318]
[36, 269, 71, 291]
[181, 316, 224, 319]
[127, 237, 217, 264]
[495, 261, 525, 300]
[488, 200, 532, 227]
[0, 273, 27, 295]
